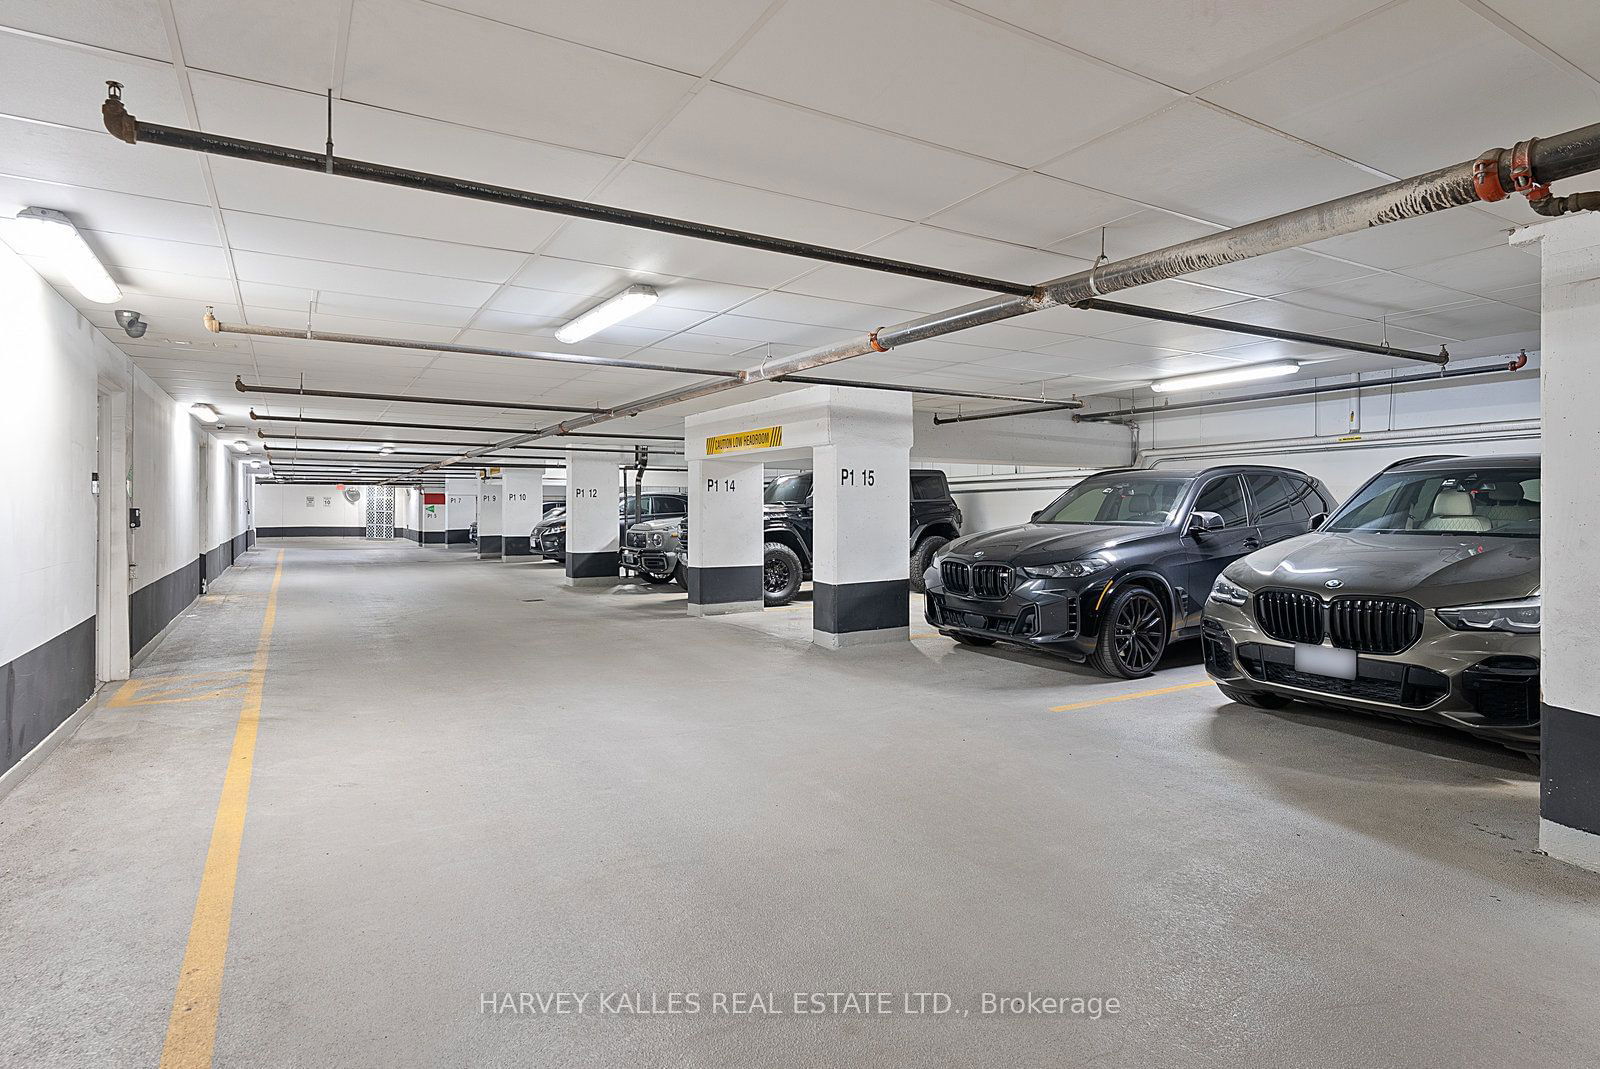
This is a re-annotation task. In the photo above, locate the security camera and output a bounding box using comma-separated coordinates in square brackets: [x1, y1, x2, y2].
[114, 309, 148, 338]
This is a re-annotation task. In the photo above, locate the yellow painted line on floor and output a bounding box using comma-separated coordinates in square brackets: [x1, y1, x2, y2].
[159, 549, 285, 1069]
[1050, 680, 1213, 713]
[107, 672, 252, 708]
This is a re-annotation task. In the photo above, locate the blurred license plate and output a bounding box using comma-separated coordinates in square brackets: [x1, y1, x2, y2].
[1295, 643, 1357, 680]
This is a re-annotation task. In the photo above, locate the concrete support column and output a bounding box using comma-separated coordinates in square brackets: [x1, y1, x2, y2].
[477, 477, 503, 559]
[565, 453, 620, 586]
[811, 443, 911, 648]
[686, 459, 763, 616]
[501, 470, 544, 559]
[444, 482, 476, 545]
[1515, 214, 1600, 872]
[420, 490, 447, 545]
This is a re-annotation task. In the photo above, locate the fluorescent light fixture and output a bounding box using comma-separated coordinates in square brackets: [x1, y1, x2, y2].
[555, 285, 657, 344]
[231, 439, 250, 453]
[1149, 361, 1301, 394]
[190, 403, 221, 422]
[12, 207, 122, 304]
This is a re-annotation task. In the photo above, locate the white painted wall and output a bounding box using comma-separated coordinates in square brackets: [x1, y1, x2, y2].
[255, 483, 367, 530]
[0, 240, 251, 683]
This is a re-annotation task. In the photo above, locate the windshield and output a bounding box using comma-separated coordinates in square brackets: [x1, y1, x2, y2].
[1325, 467, 1540, 539]
[1035, 476, 1190, 526]
[764, 474, 812, 504]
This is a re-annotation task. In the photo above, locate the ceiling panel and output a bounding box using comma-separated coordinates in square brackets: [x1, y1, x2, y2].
[0, 175, 221, 246]
[1041, 102, 1380, 226]
[1397, 244, 1542, 297]
[928, 173, 1144, 249]
[426, 0, 777, 75]
[341, 0, 696, 157]
[1300, 207, 1515, 271]
[716, 0, 1176, 166]
[1483, 0, 1600, 81]
[0, 0, 172, 61]
[638, 85, 1016, 219]
[0, 118, 211, 204]
[171, 0, 341, 94]
[1201, 0, 1600, 178]
[221, 212, 526, 284]
[0, 33, 182, 130]
[231, 249, 501, 307]
[961, 0, 1391, 92]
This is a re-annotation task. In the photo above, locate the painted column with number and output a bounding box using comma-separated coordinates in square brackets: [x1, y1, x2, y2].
[687, 458, 763, 616]
[565, 452, 624, 585]
[501, 470, 544, 559]
[811, 444, 911, 648]
[443, 480, 477, 546]
[477, 477, 503, 559]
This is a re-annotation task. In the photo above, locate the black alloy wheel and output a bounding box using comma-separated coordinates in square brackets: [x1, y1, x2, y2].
[762, 542, 804, 606]
[1093, 587, 1168, 678]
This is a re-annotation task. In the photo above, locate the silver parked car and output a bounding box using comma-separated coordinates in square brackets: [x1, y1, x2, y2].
[1203, 455, 1541, 754]
[621, 517, 686, 586]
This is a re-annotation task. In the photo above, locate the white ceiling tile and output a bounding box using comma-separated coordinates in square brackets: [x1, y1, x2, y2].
[716, 0, 1176, 166]
[230, 250, 501, 307]
[76, 229, 230, 277]
[540, 220, 816, 290]
[1041, 102, 1380, 226]
[638, 86, 1015, 219]
[188, 73, 618, 196]
[1047, 208, 1225, 261]
[341, 0, 696, 156]
[425, 0, 777, 75]
[859, 225, 1088, 283]
[781, 265, 973, 311]
[1098, 320, 1264, 354]
[1181, 249, 1375, 299]
[684, 314, 857, 348]
[0, 175, 221, 245]
[247, 307, 466, 344]
[1278, 274, 1480, 322]
[1481, 0, 1600, 81]
[1397, 245, 1542, 296]
[113, 264, 236, 303]
[1485, 281, 1541, 313]
[963, 0, 1392, 92]
[0, 0, 172, 60]
[1201, 0, 1600, 178]
[1301, 209, 1516, 271]
[0, 117, 211, 204]
[1390, 299, 1540, 340]
[733, 292, 925, 333]
[171, 0, 343, 94]
[0, 34, 183, 131]
[220, 212, 525, 284]
[928, 173, 1144, 248]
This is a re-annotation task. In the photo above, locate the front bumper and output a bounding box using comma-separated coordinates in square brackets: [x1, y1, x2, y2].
[924, 571, 1100, 659]
[1203, 598, 1540, 749]
[535, 529, 566, 559]
[621, 546, 680, 575]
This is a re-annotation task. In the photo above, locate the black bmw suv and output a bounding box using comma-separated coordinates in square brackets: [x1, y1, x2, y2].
[925, 465, 1334, 677]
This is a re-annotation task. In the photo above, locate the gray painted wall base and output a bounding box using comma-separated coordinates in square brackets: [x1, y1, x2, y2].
[812, 625, 908, 649]
[688, 600, 762, 617]
[1540, 818, 1600, 873]
[563, 575, 619, 588]
[0, 684, 101, 804]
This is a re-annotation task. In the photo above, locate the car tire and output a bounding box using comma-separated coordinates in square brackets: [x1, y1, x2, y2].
[950, 632, 996, 648]
[908, 535, 948, 594]
[1091, 586, 1169, 679]
[762, 542, 804, 606]
[672, 561, 688, 588]
[1218, 685, 1291, 710]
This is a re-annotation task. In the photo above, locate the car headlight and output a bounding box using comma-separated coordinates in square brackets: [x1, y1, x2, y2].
[1209, 576, 1250, 607]
[649, 532, 664, 547]
[1020, 557, 1109, 580]
[1437, 596, 1540, 634]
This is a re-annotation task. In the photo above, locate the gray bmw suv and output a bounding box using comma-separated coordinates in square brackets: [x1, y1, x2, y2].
[1203, 455, 1541, 753]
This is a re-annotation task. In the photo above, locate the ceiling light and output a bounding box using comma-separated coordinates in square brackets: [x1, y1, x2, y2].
[190, 403, 221, 422]
[1149, 361, 1301, 394]
[249, 460, 263, 468]
[11, 207, 122, 304]
[555, 285, 657, 344]
[379, 445, 395, 455]
[231, 440, 250, 453]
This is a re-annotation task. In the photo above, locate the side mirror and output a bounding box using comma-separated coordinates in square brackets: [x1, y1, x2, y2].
[1030, 510, 1043, 522]
[1188, 510, 1225, 535]
[1309, 511, 1329, 530]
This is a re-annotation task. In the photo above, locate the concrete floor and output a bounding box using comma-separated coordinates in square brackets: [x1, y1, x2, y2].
[3, 539, 1597, 1067]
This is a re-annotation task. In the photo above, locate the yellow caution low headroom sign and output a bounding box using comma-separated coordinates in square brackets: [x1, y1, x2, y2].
[705, 425, 784, 456]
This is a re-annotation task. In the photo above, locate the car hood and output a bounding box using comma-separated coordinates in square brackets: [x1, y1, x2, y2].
[1227, 530, 1539, 607]
[630, 517, 683, 534]
[943, 523, 1166, 565]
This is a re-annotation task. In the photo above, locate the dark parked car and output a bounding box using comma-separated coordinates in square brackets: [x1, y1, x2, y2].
[1203, 455, 1541, 754]
[533, 492, 688, 562]
[925, 465, 1334, 678]
[760, 469, 963, 606]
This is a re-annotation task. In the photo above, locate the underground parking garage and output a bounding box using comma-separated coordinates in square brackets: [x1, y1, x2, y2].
[3, 1, 1600, 1065]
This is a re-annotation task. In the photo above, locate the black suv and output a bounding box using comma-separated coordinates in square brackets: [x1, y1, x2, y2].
[761, 469, 963, 606]
[924, 465, 1334, 677]
[533, 492, 688, 562]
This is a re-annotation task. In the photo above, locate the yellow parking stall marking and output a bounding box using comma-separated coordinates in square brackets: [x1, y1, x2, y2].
[159, 549, 285, 1069]
[106, 672, 252, 708]
[1050, 680, 1213, 713]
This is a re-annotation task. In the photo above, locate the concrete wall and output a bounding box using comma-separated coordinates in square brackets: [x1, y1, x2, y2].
[0, 242, 252, 784]
[255, 483, 368, 537]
